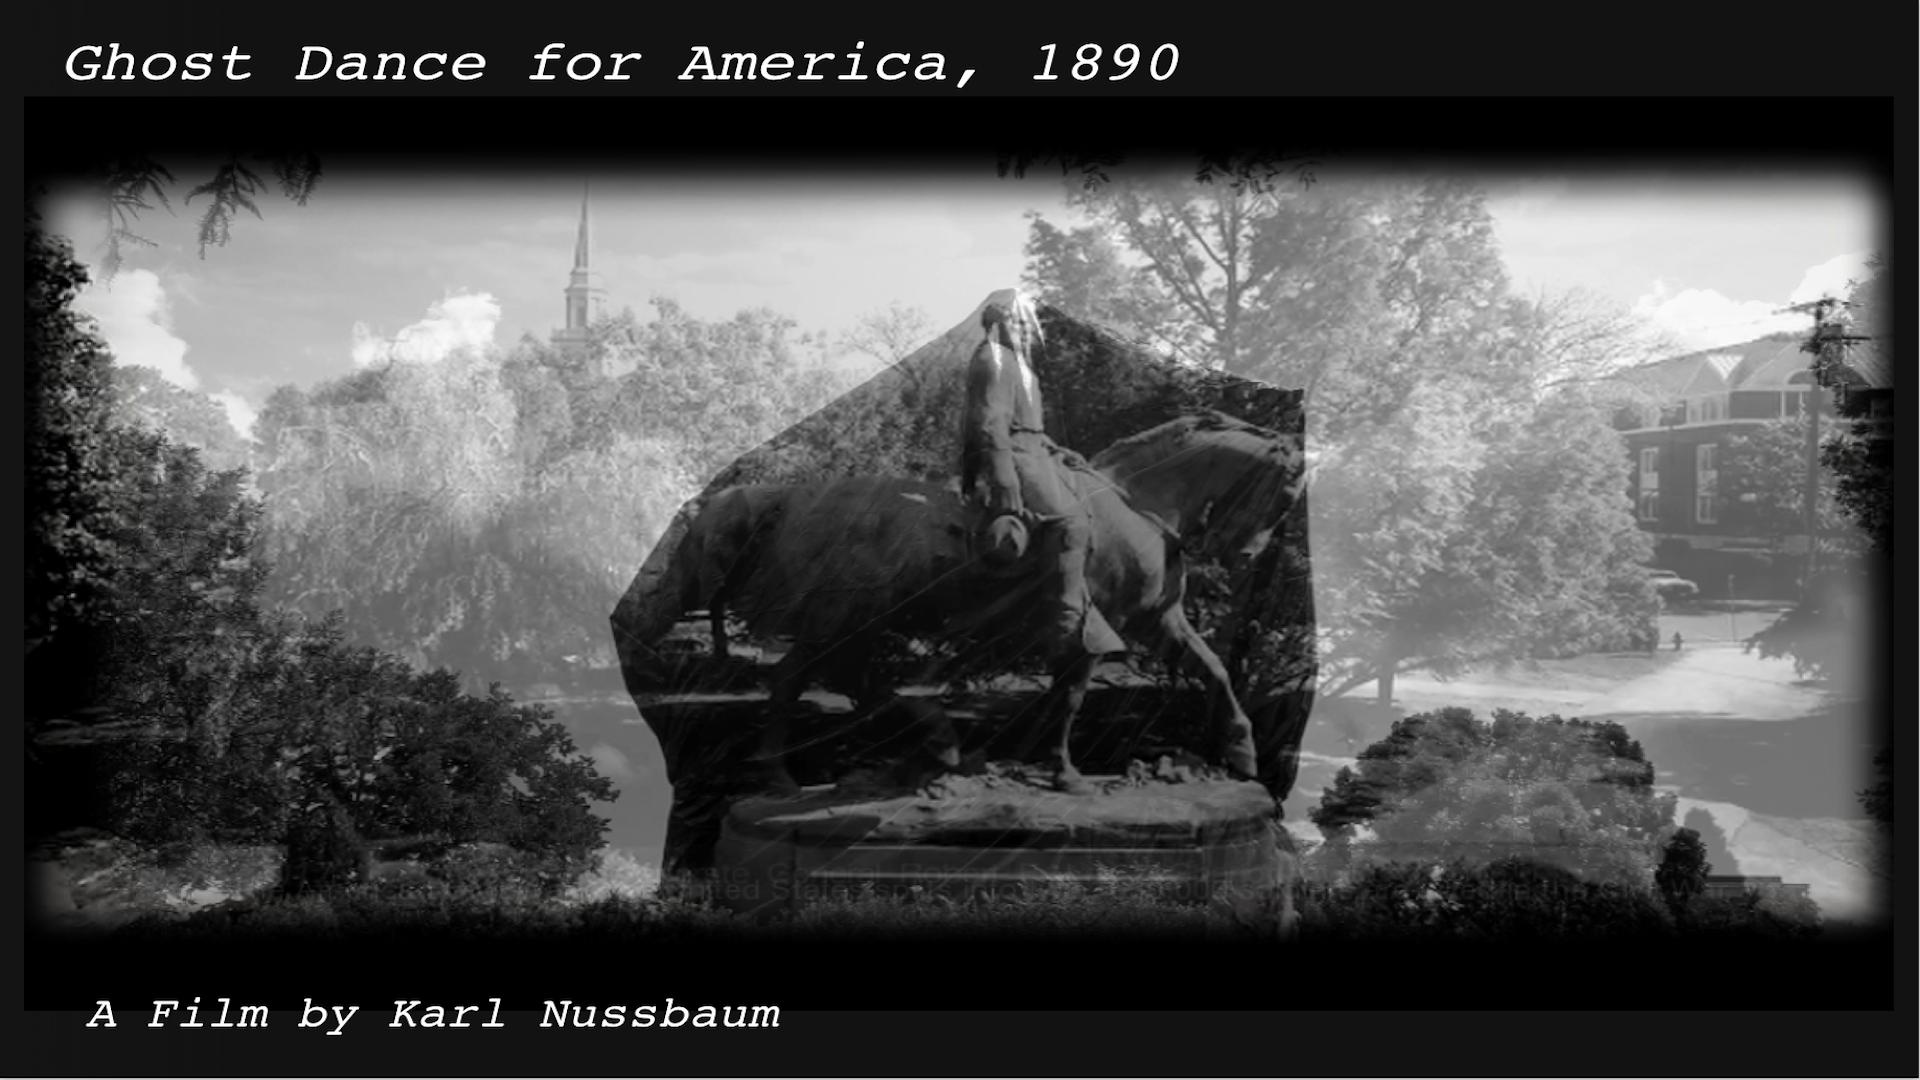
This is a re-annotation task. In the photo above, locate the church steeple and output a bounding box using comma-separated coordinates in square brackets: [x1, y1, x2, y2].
[571, 184, 592, 281]
[552, 183, 604, 358]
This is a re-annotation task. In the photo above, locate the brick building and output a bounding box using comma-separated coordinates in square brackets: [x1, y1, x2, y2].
[1610, 332, 1886, 599]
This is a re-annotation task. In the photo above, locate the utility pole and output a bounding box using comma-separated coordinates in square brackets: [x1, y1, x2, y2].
[1778, 297, 1864, 604]
[1800, 299, 1828, 602]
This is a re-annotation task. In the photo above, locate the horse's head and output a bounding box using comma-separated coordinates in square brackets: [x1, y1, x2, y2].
[1199, 434, 1299, 571]
[1096, 410, 1304, 571]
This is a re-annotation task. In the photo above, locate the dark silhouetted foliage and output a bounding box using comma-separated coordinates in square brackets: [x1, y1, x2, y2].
[281, 798, 370, 897]
[1656, 827, 1710, 915]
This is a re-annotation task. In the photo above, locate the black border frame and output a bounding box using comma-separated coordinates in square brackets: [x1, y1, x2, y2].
[13, 7, 1913, 1076]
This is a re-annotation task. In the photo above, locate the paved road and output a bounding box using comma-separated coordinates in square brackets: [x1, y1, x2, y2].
[1581, 641, 1829, 720]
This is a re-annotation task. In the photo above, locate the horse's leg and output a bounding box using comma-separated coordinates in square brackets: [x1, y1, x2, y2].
[1159, 607, 1259, 781]
[709, 594, 729, 662]
[751, 642, 814, 795]
[848, 638, 891, 718]
[1044, 649, 1100, 795]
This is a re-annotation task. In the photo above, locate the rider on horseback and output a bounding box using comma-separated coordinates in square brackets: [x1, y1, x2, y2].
[959, 291, 1127, 660]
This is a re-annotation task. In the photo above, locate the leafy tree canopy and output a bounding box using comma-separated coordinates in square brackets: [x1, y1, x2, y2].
[1311, 707, 1676, 888]
[109, 364, 253, 473]
[1024, 168, 1658, 699]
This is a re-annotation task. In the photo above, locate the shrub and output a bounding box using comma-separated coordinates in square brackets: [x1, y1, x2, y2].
[1296, 857, 1673, 941]
[427, 841, 578, 903]
[1655, 827, 1710, 915]
[100, 614, 618, 883]
[1311, 708, 1675, 888]
[281, 800, 370, 897]
[562, 849, 662, 905]
[1683, 889, 1822, 939]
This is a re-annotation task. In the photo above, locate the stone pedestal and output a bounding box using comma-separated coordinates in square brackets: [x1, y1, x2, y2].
[711, 773, 1283, 917]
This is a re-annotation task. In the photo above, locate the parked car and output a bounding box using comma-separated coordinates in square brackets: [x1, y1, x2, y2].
[1647, 568, 1699, 603]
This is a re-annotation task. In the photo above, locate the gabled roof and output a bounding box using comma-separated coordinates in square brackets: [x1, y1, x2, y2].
[1618, 333, 1814, 398]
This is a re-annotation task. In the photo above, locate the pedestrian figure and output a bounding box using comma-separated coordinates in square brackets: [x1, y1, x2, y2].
[1672, 631, 1683, 652]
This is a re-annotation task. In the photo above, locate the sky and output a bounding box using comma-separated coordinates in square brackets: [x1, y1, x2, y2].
[47, 163, 1880, 445]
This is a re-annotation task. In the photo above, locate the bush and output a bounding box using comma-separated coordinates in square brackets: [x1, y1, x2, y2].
[562, 849, 662, 904]
[1311, 708, 1675, 888]
[1683, 890, 1822, 939]
[99, 614, 618, 880]
[427, 841, 579, 903]
[281, 800, 370, 897]
[1297, 857, 1673, 941]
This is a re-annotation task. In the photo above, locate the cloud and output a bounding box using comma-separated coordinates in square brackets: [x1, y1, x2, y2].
[587, 743, 633, 781]
[71, 268, 198, 389]
[352, 290, 502, 367]
[1630, 281, 1798, 352]
[1787, 251, 1872, 306]
[60, 247, 258, 443]
[209, 391, 260, 442]
[1631, 251, 1870, 352]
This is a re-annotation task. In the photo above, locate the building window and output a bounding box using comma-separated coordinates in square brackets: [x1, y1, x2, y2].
[1638, 448, 1659, 488]
[1638, 492, 1660, 522]
[1695, 442, 1718, 524]
[1687, 396, 1727, 424]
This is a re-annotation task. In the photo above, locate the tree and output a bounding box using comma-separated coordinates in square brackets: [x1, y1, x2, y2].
[1025, 171, 1515, 435]
[28, 222, 274, 744]
[1020, 214, 1181, 353]
[1024, 170, 1656, 702]
[842, 301, 936, 367]
[997, 148, 1321, 221]
[27, 220, 127, 660]
[1655, 827, 1711, 915]
[1822, 254, 1890, 554]
[109, 364, 253, 473]
[251, 345, 534, 679]
[1313, 384, 1654, 703]
[1743, 599, 1863, 688]
[573, 299, 845, 483]
[1717, 417, 1862, 558]
[79, 431, 272, 751]
[252, 297, 841, 682]
[1858, 747, 1891, 827]
[1681, 806, 1739, 877]
[105, 615, 617, 869]
[1311, 708, 1677, 888]
[86, 154, 321, 279]
[32, 156, 310, 663]
[1522, 287, 1678, 393]
[1740, 262, 1886, 690]
[28, 212, 620, 881]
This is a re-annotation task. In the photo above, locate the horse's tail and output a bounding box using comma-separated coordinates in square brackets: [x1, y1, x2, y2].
[610, 498, 708, 693]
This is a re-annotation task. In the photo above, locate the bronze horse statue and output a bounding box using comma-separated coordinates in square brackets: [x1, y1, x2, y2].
[614, 409, 1304, 796]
